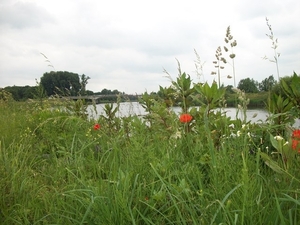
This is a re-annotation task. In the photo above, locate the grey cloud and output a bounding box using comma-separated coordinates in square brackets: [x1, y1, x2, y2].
[0, 1, 55, 29]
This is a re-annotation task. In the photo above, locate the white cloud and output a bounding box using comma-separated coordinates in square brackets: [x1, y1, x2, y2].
[0, 0, 299, 93]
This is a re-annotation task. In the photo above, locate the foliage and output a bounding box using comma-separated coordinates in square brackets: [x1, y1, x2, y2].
[0, 89, 14, 103]
[95, 88, 122, 95]
[3, 85, 36, 101]
[79, 74, 91, 95]
[259, 75, 277, 92]
[194, 81, 226, 113]
[40, 71, 81, 96]
[267, 72, 300, 135]
[1, 71, 300, 225]
[281, 72, 300, 111]
[237, 78, 259, 93]
[267, 94, 294, 125]
[1, 23, 300, 225]
[272, 75, 295, 97]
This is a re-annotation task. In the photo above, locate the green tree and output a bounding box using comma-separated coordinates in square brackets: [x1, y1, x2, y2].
[259, 75, 277, 91]
[40, 71, 81, 96]
[4, 85, 36, 101]
[112, 89, 120, 95]
[237, 78, 258, 93]
[79, 74, 90, 95]
[100, 89, 111, 95]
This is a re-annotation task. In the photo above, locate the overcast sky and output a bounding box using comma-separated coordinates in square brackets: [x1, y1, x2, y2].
[0, 0, 299, 94]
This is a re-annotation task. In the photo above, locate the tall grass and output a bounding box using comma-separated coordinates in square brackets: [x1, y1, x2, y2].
[1, 94, 299, 224]
[1, 21, 299, 224]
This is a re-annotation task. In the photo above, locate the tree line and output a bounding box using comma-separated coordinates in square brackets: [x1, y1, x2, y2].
[1, 71, 125, 101]
[236, 75, 277, 93]
[0, 71, 295, 101]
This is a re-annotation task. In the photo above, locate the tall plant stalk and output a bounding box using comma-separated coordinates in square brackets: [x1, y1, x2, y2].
[264, 17, 280, 81]
[224, 26, 237, 87]
[211, 46, 227, 88]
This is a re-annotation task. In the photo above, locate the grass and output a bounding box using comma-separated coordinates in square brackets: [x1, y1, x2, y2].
[0, 96, 299, 225]
[2, 20, 299, 224]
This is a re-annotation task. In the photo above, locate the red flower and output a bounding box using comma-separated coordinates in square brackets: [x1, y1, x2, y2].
[292, 139, 298, 149]
[93, 123, 100, 130]
[292, 129, 300, 139]
[292, 129, 300, 153]
[180, 114, 193, 123]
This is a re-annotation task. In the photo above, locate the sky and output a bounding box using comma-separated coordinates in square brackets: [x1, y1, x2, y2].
[0, 0, 299, 94]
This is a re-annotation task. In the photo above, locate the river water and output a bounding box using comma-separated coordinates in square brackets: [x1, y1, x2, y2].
[87, 102, 300, 127]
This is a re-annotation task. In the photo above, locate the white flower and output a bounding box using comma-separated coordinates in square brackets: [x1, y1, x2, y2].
[283, 141, 289, 146]
[230, 132, 236, 138]
[229, 123, 235, 129]
[237, 130, 241, 137]
[274, 135, 283, 141]
[171, 131, 181, 139]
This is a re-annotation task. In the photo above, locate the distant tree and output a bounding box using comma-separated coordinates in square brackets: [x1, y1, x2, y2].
[86, 90, 94, 95]
[40, 71, 81, 96]
[237, 78, 259, 93]
[79, 74, 90, 95]
[4, 85, 36, 101]
[112, 89, 120, 94]
[259, 75, 277, 91]
[100, 88, 110, 95]
[98, 89, 120, 95]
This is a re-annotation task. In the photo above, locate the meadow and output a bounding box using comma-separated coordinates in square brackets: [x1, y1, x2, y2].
[1, 70, 300, 225]
[1, 21, 300, 224]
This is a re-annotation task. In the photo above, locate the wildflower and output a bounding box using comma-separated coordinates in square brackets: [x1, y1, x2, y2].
[171, 131, 182, 139]
[230, 132, 236, 138]
[292, 129, 300, 153]
[228, 123, 235, 129]
[292, 139, 300, 153]
[237, 130, 241, 137]
[93, 123, 100, 130]
[274, 135, 283, 141]
[247, 132, 251, 138]
[179, 114, 192, 123]
[292, 129, 300, 139]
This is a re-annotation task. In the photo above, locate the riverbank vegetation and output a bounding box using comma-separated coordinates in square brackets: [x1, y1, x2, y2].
[1, 20, 300, 224]
[1, 70, 299, 224]
[0, 75, 278, 107]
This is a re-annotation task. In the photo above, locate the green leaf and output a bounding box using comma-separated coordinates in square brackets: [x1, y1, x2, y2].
[270, 134, 279, 150]
[259, 152, 283, 174]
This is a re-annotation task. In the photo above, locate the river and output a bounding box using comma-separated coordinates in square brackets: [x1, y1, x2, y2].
[87, 102, 300, 127]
